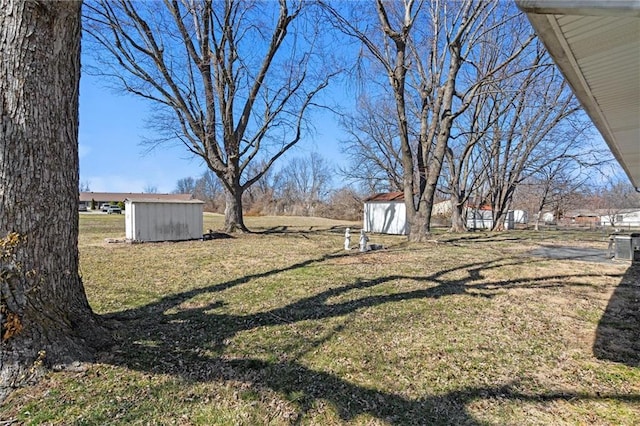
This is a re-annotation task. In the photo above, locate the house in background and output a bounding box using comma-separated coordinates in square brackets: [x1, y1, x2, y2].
[600, 209, 640, 228]
[561, 210, 603, 226]
[466, 207, 495, 230]
[79, 192, 194, 210]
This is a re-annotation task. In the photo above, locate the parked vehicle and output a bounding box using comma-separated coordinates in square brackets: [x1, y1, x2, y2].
[100, 203, 112, 212]
[106, 205, 122, 214]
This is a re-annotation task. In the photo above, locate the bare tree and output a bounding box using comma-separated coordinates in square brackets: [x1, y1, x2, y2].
[322, 0, 534, 241]
[84, 0, 338, 232]
[174, 177, 196, 195]
[1, 0, 109, 401]
[318, 187, 364, 221]
[275, 152, 333, 216]
[444, 31, 600, 232]
[339, 95, 404, 193]
[515, 162, 590, 231]
[194, 170, 224, 212]
[438, 12, 535, 232]
[444, 87, 497, 232]
[143, 184, 159, 194]
[474, 42, 600, 231]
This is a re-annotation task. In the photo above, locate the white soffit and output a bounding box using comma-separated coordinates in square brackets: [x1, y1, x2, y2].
[516, 1, 640, 190]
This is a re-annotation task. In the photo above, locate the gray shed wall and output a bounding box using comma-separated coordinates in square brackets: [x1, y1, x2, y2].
[125, 200, 203, 242]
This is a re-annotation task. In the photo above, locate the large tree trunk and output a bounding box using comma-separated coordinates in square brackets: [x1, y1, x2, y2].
[0, 0, 110, 402]
[533, 210, 542, 231]
[450, 197, 467, 233]
[223, 186, 248, 233]
[406, 211, 430, 243]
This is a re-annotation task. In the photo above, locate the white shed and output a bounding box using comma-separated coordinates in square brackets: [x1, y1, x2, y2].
[467, 210, 522, 230]
[125, 198, 204, 242]
[512, 210, 528, 224]
[467, 209, 494, 230]
[363, 192, 408, 235]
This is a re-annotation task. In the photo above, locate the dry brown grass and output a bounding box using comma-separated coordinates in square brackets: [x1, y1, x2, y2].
[1, 214, 638, 425]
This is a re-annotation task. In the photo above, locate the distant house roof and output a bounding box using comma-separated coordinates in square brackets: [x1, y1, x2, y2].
[79, 192, 195, 203]
[560, 209, 640, 219]
[617, 208, 640, 214]
[124, 198, 203, 204]
[364, 192, 404, 202]
[564, 209, 606, 218]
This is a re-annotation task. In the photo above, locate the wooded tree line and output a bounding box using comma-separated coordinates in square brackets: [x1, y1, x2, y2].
[173, 148, 635, 229]
[82, 0, 621, 240]
[173, 152, 363, 221]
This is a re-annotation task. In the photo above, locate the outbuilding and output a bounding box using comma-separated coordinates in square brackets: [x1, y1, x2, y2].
[466, 209, 522, 230]
[363, 192, 408, 235]
[125, 198, 204, 242]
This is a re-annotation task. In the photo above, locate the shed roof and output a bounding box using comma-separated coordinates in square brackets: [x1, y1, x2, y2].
[125, 198, 204, 204]
[79, 192, 195, 203]
[364, 192, 405, 202]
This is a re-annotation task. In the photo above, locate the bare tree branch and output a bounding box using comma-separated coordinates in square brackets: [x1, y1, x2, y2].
[84, 0, 337, 232]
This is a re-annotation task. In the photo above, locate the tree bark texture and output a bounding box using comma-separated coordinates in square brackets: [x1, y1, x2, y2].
[0, 0, 109, 401]
[450, 196, 467, 233]
[224, 186, 247, 233]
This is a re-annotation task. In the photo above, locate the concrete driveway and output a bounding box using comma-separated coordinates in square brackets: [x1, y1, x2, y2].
[528, 245, 614, 264]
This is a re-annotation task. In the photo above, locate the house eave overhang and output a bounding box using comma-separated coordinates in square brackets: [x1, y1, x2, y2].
[516, 0, 640, 191]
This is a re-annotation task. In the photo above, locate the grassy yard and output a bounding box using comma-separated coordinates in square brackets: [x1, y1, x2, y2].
[1, 213, 639, 425]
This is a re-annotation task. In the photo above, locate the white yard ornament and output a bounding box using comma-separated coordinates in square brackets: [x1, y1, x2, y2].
[344, 227, 351, 250]
[359, 230, 369, 252]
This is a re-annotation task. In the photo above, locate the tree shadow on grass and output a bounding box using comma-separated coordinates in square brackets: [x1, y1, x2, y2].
[255, 224, 353, 236]
[216, 361, 640, 424]
[440, 233, 530, 245]
[101, 252, 635, 424]
[594, 264, 640, 366]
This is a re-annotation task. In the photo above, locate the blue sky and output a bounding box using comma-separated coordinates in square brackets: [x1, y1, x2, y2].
[78, 70, 349, 194]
